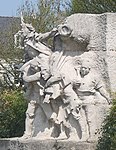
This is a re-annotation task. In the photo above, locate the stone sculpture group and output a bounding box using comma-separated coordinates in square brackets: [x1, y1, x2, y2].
[14, 14, 112, 142]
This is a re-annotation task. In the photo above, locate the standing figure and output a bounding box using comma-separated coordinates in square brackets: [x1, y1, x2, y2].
[41, 65, 82, 140]
[73, 60, 111, 141]
[20, 58, 57, 139]
[20, 57, 44, 139]
[14, 16, 58, 139]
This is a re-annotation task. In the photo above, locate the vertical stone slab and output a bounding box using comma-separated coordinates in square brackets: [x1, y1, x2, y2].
[106, 13, 116, 92]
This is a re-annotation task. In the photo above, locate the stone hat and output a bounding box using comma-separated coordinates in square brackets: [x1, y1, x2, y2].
[57, 24, 72, 36]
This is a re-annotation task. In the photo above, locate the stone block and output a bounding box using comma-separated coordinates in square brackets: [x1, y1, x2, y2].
[0, 138, 97, 150]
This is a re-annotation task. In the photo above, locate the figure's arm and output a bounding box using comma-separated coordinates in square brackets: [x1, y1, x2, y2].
[20, 57, 39, 72]
[35, 28, 58, 42]
[14, 31, 23, 48]
[20, 58, 41, 82]
[14, 33, 18, 46]
[98, 87, 112, 105]
[94, 76, 112, 105]
[45, 74, 62, 88]
[20, 60, 33, 72]
[23, 72, 40, 82]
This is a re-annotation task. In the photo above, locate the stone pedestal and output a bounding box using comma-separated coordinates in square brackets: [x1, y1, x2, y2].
[0, 138, 97, 150]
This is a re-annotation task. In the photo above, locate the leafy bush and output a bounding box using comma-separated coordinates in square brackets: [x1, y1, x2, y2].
[0, 89, 27, 138]
[96, 95, 116, 150]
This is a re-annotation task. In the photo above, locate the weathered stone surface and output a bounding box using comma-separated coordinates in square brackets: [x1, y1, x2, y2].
[106, 13, 116, 92]
[0, 138, 97, 150]
[1, 12, 116, 150]
[12, 13, 115, 142]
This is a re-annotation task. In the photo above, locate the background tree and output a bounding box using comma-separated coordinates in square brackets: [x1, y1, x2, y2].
[0, 90, 27, 138]
[18, 0, 68, 32]
[96, 94, 116, 150]
[68, 0, 116, 14]
[0, 17, 23, 90]
[0, 18, 22, 61]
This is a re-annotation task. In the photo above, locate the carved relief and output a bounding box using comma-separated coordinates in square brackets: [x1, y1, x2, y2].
[14, 14, 111, 141]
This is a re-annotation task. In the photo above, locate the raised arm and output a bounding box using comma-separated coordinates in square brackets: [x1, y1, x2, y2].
[35, 28, 58, 42]
[23, 71, 40, 83]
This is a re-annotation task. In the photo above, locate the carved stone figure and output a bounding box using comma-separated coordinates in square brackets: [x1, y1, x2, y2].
[20, 59, 41, 139]
[41, 64, 82, 139]
[20, 58, 57, 139]
[73, 60, 111, 141]
[14, 17, 59, 139]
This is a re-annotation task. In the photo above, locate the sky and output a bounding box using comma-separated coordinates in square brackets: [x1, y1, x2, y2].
[0, 0, 37, 17]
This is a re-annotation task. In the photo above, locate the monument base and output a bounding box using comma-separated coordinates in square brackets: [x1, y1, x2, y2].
[0, 138, 97, 150]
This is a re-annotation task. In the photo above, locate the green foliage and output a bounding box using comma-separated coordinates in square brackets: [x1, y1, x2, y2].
[0, 90, 27, 138]
[96, 94, 116, 150]
[18, 0, 68, 32]
[0, 18, 23, 61]
[69, 0, 116, 14]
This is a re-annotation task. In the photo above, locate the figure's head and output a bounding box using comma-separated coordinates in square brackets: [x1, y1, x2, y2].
[80, 61, 91, 77]
[41, 67, 51, 80]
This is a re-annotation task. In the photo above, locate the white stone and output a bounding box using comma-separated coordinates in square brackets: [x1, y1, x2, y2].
[14, 13, 115, 142]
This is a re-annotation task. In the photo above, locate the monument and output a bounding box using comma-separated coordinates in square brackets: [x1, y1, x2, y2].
[0, 13, 116, 150]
